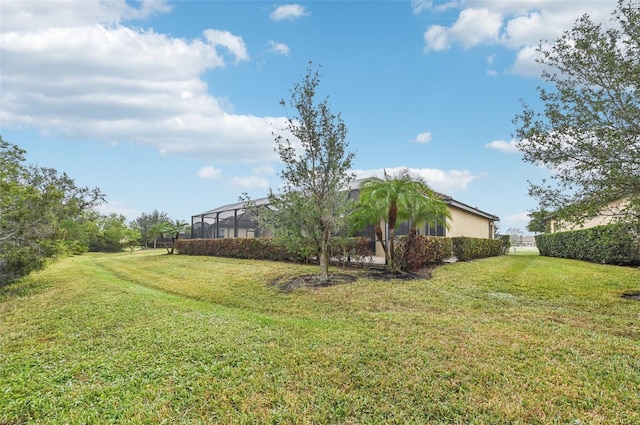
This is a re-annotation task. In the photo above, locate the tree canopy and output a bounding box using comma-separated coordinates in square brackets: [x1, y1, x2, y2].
[515, 0, 640, 227]
[0, 136, 104, 286]
[263, 63, 355, 282]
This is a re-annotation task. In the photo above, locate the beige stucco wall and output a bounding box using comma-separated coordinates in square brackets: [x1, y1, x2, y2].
[447, 206, 494, 239]
[371, 205, 495, 257]
[551, 199, 630, 233]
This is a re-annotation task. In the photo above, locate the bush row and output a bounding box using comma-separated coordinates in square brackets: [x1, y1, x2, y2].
[394, 236, 454, 271]
[175, 237, 373, 264]
[535, 223, 640, 265]
[451, 237, 503, 261]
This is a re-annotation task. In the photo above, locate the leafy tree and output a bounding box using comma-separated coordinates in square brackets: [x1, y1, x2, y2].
[131, 210, 169, 249]
[0, 136, 104, 286]
[88, 213, 133, 252]
[156, 219, 190, 254]
[264, 63, 355, 283]
[526, 210, 551, 234]
[354, 169, 450, 270]
[59, 211, 101, 254]
[123, 227, 142, 253]
[514, 0, 640, 227]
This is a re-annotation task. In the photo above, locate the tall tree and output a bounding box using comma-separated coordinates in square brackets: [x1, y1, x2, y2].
[354, 169, 449, 270]
[0, 136, 103, 286]
[514, 0, 640, 227]
[266, 62, 355, 283]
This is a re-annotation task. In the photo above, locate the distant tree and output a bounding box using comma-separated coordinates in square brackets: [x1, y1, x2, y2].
[131, 210, 169, 249]
[0, 136, 104, 286]
[506, 227, 524, 247]
[514, 0, 640, 227]
[353, 169, 450, 270]
[262, 62, 355, 283]
[89, 213, 132, 252]
[123, 227, 142, 253]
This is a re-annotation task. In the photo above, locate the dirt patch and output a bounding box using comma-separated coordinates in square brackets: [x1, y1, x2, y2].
[363, 266, 432, 281]
[273, 273, 358, 292]
[271, 266, 433, 292]
[621, 292, 640, 301]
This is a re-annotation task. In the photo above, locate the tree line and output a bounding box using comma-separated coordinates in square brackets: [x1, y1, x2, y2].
[0, 136, 189, 287]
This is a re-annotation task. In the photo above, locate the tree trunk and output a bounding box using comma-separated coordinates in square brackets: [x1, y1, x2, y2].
[388, 204, 398, 269]
[374, 224, 387, 263]
[319, 249, 329, 283]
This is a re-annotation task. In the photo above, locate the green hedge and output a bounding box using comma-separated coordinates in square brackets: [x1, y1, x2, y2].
[451, 237, 503, 261]
[175, 237, 373, 264]
[175, 238, 294, 261]
[395, 236, 453, 271]
[535, 223, 640, 265]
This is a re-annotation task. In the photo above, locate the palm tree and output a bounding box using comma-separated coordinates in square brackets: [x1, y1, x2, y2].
[355, 169, 450, 269]
[156, 219, 190, 254]
[349, 201, 387, 258]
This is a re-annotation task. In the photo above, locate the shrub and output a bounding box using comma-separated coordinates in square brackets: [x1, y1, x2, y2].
[452, 237, 503, 261]
[394, 236, 453, 271]
[175, 237, 373, 264]
[536, 223, 640, 265]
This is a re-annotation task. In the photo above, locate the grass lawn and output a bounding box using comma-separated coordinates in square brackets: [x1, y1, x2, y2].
[1, 250, 639, 424]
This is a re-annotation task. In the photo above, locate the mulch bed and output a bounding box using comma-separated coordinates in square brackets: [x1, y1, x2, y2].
[272, 265, 434, 292]
[621, 292, 640, 301]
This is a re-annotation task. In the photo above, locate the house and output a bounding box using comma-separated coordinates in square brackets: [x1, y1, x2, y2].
[191, 180, 499, 258]
[549, 198, 633, 233]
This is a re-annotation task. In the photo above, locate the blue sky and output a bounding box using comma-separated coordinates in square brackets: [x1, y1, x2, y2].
[0, 0, 618, 234]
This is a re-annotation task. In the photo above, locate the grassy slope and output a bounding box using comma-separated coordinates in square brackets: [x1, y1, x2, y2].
[1, 251, 639, 424]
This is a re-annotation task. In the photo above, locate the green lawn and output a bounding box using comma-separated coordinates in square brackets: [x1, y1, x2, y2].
[1, 250, 639, 424]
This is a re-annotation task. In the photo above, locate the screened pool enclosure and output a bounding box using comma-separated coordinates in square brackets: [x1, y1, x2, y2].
[190, 197, 272, 239]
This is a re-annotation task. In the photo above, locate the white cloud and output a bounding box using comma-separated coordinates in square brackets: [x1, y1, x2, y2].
[508, 44, 545, 77]
[203, 29, 250, 63]
[230, 176, 270, 190]
[0, 1, 288, 164]
[353, 166, 482, 193]
[421, 1, 617, 76]
[505, 211, 531, 223]
[411, 0, 433, 15]
[424, 25, 451, 52]
[197, 166, 222, 180]
[96, 200, 141, 222]
[452, 8, 503, 49]
[267, 41, 290, 56]
[412, 132, 432, 144]
[270, 4, 309, 21]
[412, 0, 459, 14]
[485, 139, 520, 153]
[252, 165, 275, 175]
[0, 0, 172, 31]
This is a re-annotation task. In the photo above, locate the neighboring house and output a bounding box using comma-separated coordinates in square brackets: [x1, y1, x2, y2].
[191, 180, 500, 256]
[519, 236, 536, 247]
[549, 198, 632, 233]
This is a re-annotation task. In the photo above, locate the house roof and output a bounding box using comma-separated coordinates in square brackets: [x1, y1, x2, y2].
[193, 197, 270, 217]
[193, 178, 500, 222]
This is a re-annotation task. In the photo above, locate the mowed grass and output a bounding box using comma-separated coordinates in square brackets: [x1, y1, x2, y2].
[1, 250, 639, 424]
